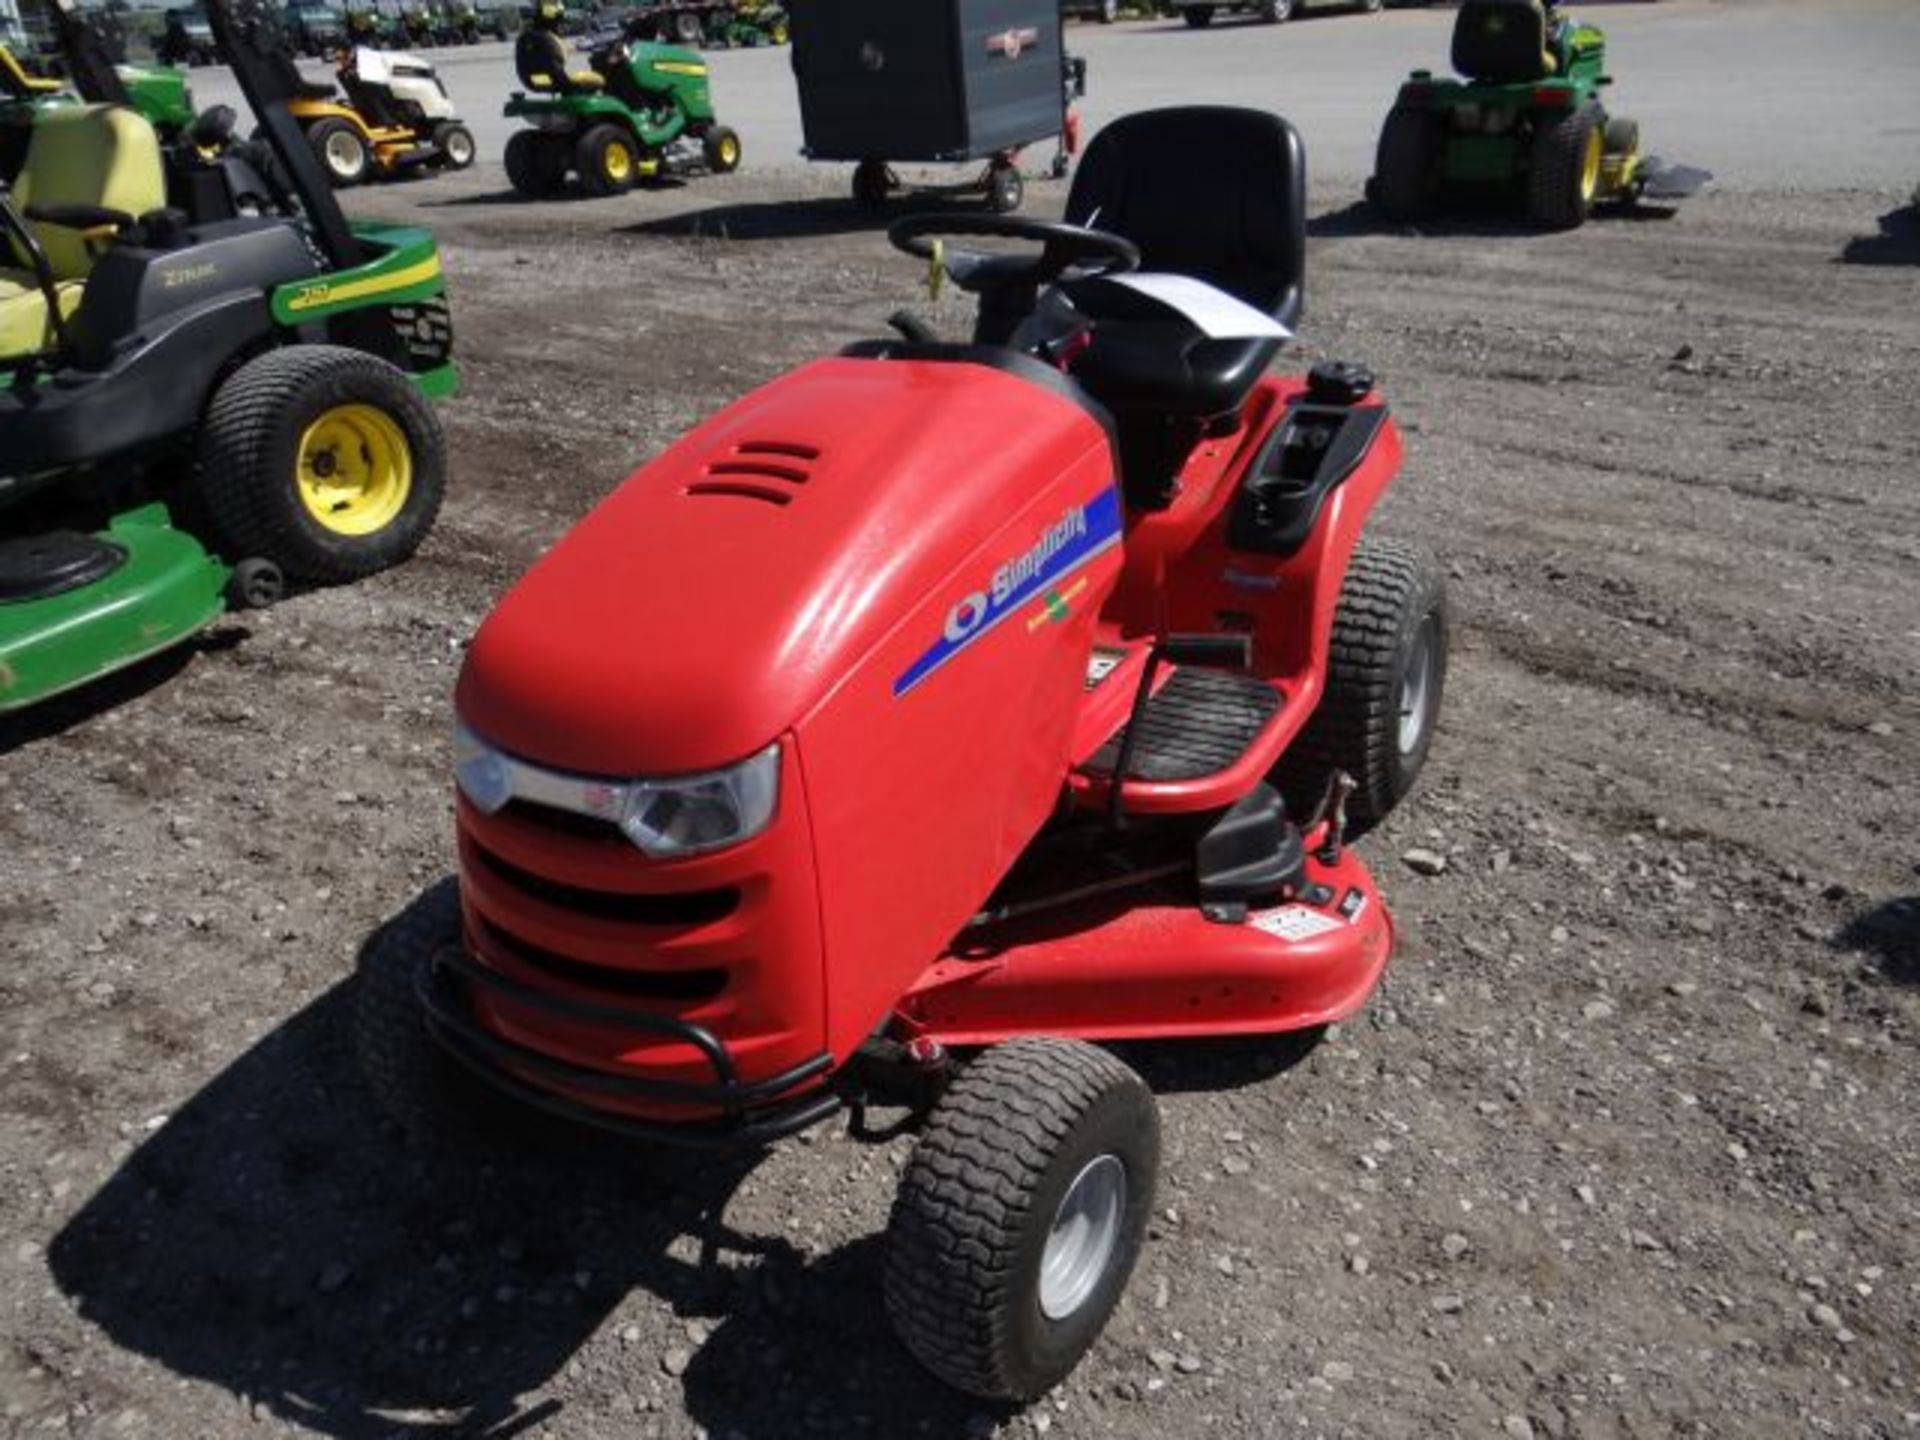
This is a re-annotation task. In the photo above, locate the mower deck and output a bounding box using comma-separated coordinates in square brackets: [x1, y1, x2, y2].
[0, 505, 225, 713]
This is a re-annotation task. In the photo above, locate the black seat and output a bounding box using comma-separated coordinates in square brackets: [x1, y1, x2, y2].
[1452, 0, 1555, 83]
[1058, 107, 1306, 504]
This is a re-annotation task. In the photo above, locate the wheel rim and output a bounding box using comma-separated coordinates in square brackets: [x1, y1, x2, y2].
[1580, 125, 1603, 201]
[296, 403, 413, 536]
[605, 140, 632, 182]
[447, 132, 473, 164]
[325, 128, 366, 177]
[1039, 1154, 1126, 1321]
[719, 135, 738, 167]
[1397, 613, 1439, 756]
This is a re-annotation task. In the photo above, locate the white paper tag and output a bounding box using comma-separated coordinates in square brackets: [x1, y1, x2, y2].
[1250, 904, 1345, 942]
[1108, 273, 1293, 342]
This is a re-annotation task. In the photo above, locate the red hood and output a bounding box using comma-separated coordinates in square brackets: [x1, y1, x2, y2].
[457, 356, 1114, 775]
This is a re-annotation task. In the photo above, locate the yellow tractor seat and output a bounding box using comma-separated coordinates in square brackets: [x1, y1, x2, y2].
[1, 103, 165, 364]
[515, 27, 604, 94]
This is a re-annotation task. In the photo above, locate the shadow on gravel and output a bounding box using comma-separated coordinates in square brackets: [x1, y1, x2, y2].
[422, 180, 693, 208]
[44, 977, 961, 1438]
[1839, 205, 1920, 266]
[1308, 197, 1678, 240]
[1837, 896, 1919, 985]
[623, 191, 999, 243]
[40, 975, 1007, 1436]
[0, 629, 245, 759]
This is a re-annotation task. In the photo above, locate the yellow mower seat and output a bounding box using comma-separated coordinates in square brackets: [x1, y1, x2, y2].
[515, 27, 604, 94]
[0, 103, 165, 364]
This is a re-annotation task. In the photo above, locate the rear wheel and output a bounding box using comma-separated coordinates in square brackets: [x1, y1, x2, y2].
[672, 9, 704, 44]
[1372, 106, 1442, 221]
[1257, 0, 1293, 20]
[1182, 5, 1214, 25]
[1528, 101, 1603, 229]
[703, 124, 742, 173]
[1096, 0, 1118, 20]
[434, 121, 476, 169]
[307, 116, 370, 187]
[188, 346, 447, 585]
[1274, 536, 1449, 833]
[884, 1038, 1158, 1402]
[504, 128, 568, 196]
[576, 122, 638, 195]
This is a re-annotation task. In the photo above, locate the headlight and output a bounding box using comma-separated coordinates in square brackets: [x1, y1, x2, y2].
[453, 718, 514, 814]
[619, 744, 780, 858]
[452, 719, 780, 858]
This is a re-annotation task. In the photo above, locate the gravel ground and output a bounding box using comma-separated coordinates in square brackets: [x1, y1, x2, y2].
[1, 168, 1917, 1439]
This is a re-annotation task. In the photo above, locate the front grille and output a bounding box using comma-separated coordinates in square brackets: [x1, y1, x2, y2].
[502, 798, 622, 842]
[470, 841, 739, 927]
[477, 915, 729, 1004]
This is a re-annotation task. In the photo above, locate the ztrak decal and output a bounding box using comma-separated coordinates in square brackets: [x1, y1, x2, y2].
[894, 488, 1121, 697]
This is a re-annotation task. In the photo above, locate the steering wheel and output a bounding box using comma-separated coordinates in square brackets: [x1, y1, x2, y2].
[887, 214, 1140, 297]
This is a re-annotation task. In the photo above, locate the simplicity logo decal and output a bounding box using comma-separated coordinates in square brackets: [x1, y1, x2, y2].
[894, 489, 1122, 697]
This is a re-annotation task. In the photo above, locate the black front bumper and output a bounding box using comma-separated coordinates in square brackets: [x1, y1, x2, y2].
[418, 947, 844, 1149]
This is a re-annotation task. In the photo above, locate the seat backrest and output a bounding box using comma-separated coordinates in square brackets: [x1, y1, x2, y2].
[515, 27, 570, 91]
[1065, 106, 1305, 332]
[13, 104, 165, 280]
[1452, 0, 1553, 83]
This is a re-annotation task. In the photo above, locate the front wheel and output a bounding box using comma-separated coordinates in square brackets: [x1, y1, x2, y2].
[851, 157, 892, 208]
[1182, 5, 1214, 26]
[1257, 0, 1293, 20]
[703, 124, 742, 173]
[576, 122, 638, 195]
[188, 346, 447, 585]
[885, 1038, 1158, 1401]
[1274, 535, 1449, 833]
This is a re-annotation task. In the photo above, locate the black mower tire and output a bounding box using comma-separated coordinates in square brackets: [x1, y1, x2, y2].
[986, 164, 1024, 214]
[1257, 0, 1294, 21]
[189, 345, 447, 586]
[434, 121, 476, 169]
[354, 878, 498, 1148]
[1096, 0, 1118, 20]
[307, 116, 371, 187]
[1275, 536, 1450, 834]
[1528, 101, 1603, 230]
[1373, 106, 1441, 221]
[672, 9, 704, 44]
[576, 122, 637, 196]
[703, 124, 742, 174]
[1182, 5, 1214, 26]
[504, 129, 568, 196]
[884, 1037, 1158, 1402]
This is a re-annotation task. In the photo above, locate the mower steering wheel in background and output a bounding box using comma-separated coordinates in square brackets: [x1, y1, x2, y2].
[887, 213, 1141, 298]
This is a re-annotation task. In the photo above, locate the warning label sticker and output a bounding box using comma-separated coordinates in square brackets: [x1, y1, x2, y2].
[1085, 649, 1126, 690]
[1251, 904, 1345, 942]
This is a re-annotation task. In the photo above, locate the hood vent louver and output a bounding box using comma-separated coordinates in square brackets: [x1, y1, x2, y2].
[685, 440, 822, 508]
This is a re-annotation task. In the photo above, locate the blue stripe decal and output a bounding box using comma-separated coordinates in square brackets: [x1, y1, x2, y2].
[894, 487, 1123, 698]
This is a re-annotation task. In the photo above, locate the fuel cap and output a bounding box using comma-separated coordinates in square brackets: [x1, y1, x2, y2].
[1306, 362, 1376, 406]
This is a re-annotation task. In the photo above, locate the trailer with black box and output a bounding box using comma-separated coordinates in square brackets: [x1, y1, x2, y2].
[786, 0, 1085, 212]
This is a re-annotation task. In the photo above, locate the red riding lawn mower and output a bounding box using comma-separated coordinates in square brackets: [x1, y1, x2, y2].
[358, 106, 1450, 1399]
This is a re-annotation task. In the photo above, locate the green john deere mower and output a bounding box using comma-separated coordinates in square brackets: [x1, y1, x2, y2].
[1371, 0, 1708, 229]
[503, 0, 741, 197]
[0, 0, 454, 715]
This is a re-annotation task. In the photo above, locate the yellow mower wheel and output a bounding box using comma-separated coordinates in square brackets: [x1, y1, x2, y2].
[296, 403, 414, 537]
